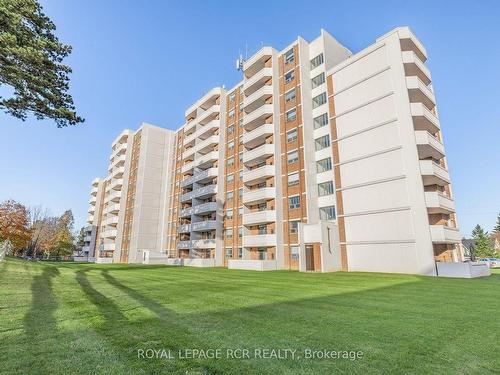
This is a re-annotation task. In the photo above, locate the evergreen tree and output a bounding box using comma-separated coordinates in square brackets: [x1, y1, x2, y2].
[0, 0, 84, 126]
[471, 224, 495, 258]
[493, 214, 500, 234]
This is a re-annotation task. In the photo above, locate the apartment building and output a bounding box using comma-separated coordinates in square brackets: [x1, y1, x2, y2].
[86, 26, 463, 275]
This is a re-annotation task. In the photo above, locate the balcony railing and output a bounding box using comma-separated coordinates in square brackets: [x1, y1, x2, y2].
[243, 210, 276, 226]
[415, 131, 445, 159]
[429, 225, 461, 244]
[181, 167, 218, 187]
[191, 220, 217, 232]
[243, 143, 274, 166]
[243, 164, 275, 184]
[180, 201, 218, 217]
[420, 160, 450, 186]
[242, 234, 277, 247]
[425, 192, 455, 214]
[406, 76, 435, 110]
[410, 103, 440, 134]
[243, 187, 275, 205]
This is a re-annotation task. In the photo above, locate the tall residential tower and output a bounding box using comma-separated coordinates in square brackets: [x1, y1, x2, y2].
[86, 27, 462, 275]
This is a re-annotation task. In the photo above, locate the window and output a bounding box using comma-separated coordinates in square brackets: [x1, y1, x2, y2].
[286, 108, 297, 122]
[288, 172, 300, 186]
[239, 170, 243, 180]
[238, 207, 244, 217]
[238, 247, 243, 259]
[319, 206, 336, 220]
[287, 150, 299, 164]
[289, 195, 300, 209]
[316, 157, 332, 173]
[312, 92, 327, 109]
[227, 191, 234, 201]
[238, 135, 243, 145]
[229, 92, 236, 102]
[228, 109, 235, 118]
[310, 53, 324, 69]
[239, 152, 243, 163]
[227, 157, 234, 167]
[311, 73, 325, 89]
[284, 48, 294, 64]
[313, 113, 328, 129]
[285, 88, 296, 102]
[284, 70, 295, 84]
[228, 140, 235, 152]
[238, 188, 243, 199]
[290, 245, 299, 259]
[258, 224, 267, 235]
[315, 134, 330, 151]
[226, 248, 233, 258]
[238, 118, 243, 128]
[257, 202, 267, 212]
[226, 209, 233, 219]
[318, 181, 334, 196]
[228, 124, 234, 134]
[289, 220, 299, 234]
[226, 174, 234, 184]
[287, 129, 298, 143]
[238, 227, 243, 238]
[225, 228, 233, 239]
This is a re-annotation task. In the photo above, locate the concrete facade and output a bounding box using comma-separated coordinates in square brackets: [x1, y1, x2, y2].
[85, 27, 463, 275]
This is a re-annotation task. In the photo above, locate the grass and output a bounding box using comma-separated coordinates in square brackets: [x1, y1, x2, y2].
[0, 257, 499, 375]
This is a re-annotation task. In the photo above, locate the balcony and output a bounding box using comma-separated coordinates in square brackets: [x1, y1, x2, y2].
[196, 119, 219, 139]
[87, 206, 95, 214]
[242, 234, 277, 247]
[402, 51, 431, 85]
[108, 190, 122, 202]
[243, 187, 275, 205]
[86, 215, 94, 224]
[184, 130, 197, 145]
[243, 210, 276, 226]
[181, 161, 195, 174]
[181, 167, 218, 187]
[178, 224, 191, 233]
[195, 150, 218, 168]
[102, 243, 115, 251]
[112, 153, 126, 167]
[102, 215, 118, 226]
[180, 202, 217, 217]
[425, 192, 456, 214]
[420, 160, 450, 186]
[111, 166, 125, 179]
[243, 67, 273, 96]
[101, 229, 117, 239]
[415, 131, 445, 159]
[243, 46, 274, 78]
[398, 27, 427, 62]
[192, 239, 216, 249]
[108, 178, 123, 191]
[242, 104, 273, 130]
[105, 203, 120, 214]
[180, 184, 217, 202]
[196, 135, 219, 154]
[197, 105, 220, 125]
[191, 220, 217, 232]
[182, 146, 196, 160]
[242, 123, 274, 148]
[243, 85, 273, 114]
[91, 185, 99, 196]
[406, 76, 436, 110]
[410, 103, 440, 134]
[177, 240, 192, 249]
[89, 196, 97, 205]
[243, 164, 275, 185]
[243, 143, 274, 167]
[430, 225, 461, 244]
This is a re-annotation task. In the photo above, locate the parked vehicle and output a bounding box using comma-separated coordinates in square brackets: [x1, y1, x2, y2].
[478, 258, 500, 268]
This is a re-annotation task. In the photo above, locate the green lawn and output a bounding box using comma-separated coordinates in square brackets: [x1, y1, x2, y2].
[0, 258, 499, 374]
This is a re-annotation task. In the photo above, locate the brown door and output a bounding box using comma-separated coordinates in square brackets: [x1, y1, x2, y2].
[305, 245, 314, 271]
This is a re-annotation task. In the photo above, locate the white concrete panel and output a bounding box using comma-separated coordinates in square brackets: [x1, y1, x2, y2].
[346, 243, 419, 274]
[335, 95, 397, 138]
[344, 209, 415, 242]
[342, 178, 409, 214]
[333, 45, 388, 92]
[340, 148, 404, 187]
[334, 69, 393, 113]
[338, 121, 400, 162]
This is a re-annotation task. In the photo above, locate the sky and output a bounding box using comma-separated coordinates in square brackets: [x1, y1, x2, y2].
[0, 0, 499, 236]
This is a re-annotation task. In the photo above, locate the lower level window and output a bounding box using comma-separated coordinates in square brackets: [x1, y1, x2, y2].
[290, 245, 299, 260]
[226, 248, 233, 258]
[319, 206, 336, 220]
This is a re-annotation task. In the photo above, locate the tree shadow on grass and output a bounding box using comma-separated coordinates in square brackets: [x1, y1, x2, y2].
[75, 269, 256, 374]
[20, 265, 61, 372]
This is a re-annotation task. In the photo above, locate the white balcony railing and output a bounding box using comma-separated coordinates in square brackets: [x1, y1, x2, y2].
[425, 192, 455, 214]
[420, 160, 450, 186]
[402, 50, 431, 85]
[411, 103, 440, 134]
[181, 167, 218, 187]
[242, 234, 277, 247]
[429, 225, 461, 244]
[242, 123, 274, 147]
[243, 164, 275, 184]
[415, 131, 445, 159]
[243, 187, 275, 205]
[242, 104, 273, 129]
[243, 143, 274, 166]
[243, 210, 276, 226]
[406, 76, 436, 110]
[191, 220, 217, 231]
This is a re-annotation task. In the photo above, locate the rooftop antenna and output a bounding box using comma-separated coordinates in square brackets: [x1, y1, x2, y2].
[236, 42, 248, 71]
